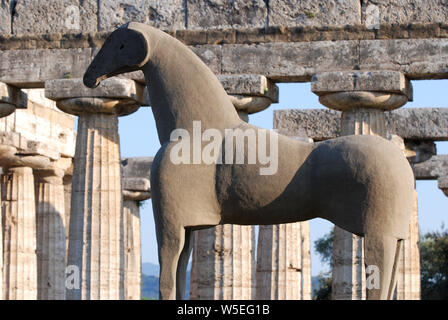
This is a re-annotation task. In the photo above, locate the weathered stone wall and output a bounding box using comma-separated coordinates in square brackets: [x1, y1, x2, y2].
[2, 2, 448, 86]
[0, 89, 76, 157]
[2, 1, 448, 35]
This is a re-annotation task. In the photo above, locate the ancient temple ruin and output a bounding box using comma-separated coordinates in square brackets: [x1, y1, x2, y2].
[0, 1, 447, 300]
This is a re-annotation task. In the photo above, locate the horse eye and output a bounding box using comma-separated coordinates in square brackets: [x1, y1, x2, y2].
[119, 44, 124, 50]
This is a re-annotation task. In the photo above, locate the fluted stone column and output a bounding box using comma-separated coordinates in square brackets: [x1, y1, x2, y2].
[0, 145, 50, 300]
[256, 137, 313, 300]
[63, 171, 73, 263]
[190, 75, 278, 300]
[256, 223, 302, 299]
[301, 221, 312, 299]
[35, 158, 71, 300]
[0, 82, 28, 300]
[121, 157, 153, 300]
[389, 135, 421, 300]
[256, 222, 311, 300]
[190, 224, 256, 300]
[45, 78, 147, 300]
[396, 189, 420, 300]
[312, 71, 413, 300]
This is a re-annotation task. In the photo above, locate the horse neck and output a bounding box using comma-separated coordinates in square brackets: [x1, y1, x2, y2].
[142, 32, 241, 145]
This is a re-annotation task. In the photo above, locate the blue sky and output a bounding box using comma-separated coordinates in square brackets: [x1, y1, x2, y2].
[119, 79, 448, 276]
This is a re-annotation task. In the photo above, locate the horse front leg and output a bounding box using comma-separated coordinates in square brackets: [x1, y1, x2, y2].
[364, 233, 402, 300]
[175, 228, 194, 299]
[157, 223, 186, 300]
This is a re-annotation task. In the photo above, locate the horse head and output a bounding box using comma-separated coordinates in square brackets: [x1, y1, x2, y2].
[83, 22, 151, 88]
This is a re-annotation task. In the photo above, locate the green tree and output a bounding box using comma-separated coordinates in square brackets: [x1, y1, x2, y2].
[313, 230, 333, 300]
[420, 225, 448, 300]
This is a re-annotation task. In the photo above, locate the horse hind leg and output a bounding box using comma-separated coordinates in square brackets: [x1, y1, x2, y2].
[176, 228, 194, 300]
[364, 234, 403, 300]
[157, 224, 186, 300]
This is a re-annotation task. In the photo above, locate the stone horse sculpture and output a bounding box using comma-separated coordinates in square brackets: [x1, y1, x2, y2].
[83, 22, 415, 300]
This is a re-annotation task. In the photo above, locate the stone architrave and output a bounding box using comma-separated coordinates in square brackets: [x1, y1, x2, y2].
[312, 70, 412, 300]
[45, 78, 148, 300]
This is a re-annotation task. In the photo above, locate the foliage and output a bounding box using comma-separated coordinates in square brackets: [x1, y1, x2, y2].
[314, 229, 334, 268]
[313, 230, 334, 299]
[314, 274, 332, 300]
[420, 225, 448, 300]
[312, 225, 448, 300]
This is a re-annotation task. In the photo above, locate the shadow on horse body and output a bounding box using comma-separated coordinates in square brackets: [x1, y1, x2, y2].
[83, 22, 415, 300]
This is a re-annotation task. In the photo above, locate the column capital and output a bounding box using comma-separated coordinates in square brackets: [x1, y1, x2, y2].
[219, 74, 279, 118]
[0, 82, 27, 117]
[122, 157, 153, 201]
[34, 157, 72, 184]
[438, 177, 448, 197]
[0, 146, 50, 169]
[44, 78, 149, 116]
[311, 70, 412, 111]
[0, 131, 62, 169]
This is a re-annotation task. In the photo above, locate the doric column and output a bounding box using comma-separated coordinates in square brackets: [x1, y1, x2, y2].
[34, 158, 72, 300]
[121, 157, 153, 300]
[312, 71, 413, 300]
[45, 78, 147, 300]
[0, 145, 50, 300]
[190, 75, 278, 300]
[0, 83, 34, 300]
[395, 189, 420, 300]
[190, 224, 256, 300]
[301, 220, 312, 299]
[389, 136, 421, 300]
[255, 137, 313, 300]
[63, 166, 73, 263]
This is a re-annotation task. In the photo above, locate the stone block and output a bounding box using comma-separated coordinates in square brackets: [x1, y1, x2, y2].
[24, 140, 60, 160]
[362, 0, 448, 26]
[45, 78, 149, 105]
[274, 107, 448, 141]
[0, 131, 21, 149]
[386, 108, 448, 141]
[122, 177, 150, 192]
[0, 47, 96, 87]
[187, 0, 267, 30]
[412, 155, 448, 180]
[121, 157, 153, 179]
[359, 38, 448, 78]
[222, 40, 359, 82]
[12, 0, 98, 35]
[438, 177, 448, 197]
[190, 45, 222, 75]
[98, 0, 185, 32]
[269, 0, 361, 28]
[217, 74, 278, 102]
[0, 0, 11, 34]
[0, 82, 27, 108]
[311, 71, 411, 99]
[274, 108, 341, 140]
